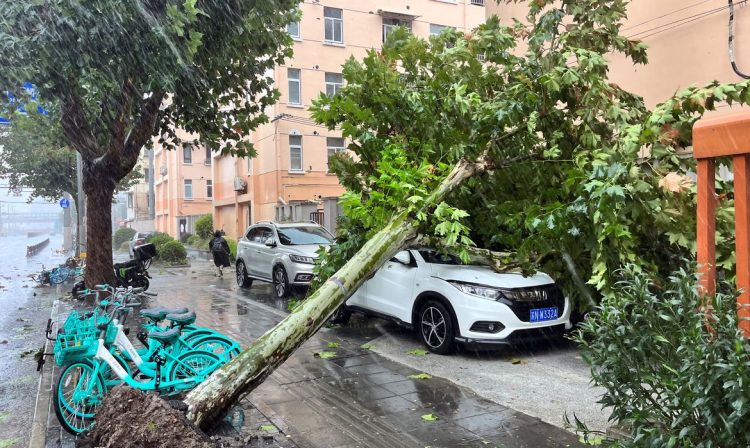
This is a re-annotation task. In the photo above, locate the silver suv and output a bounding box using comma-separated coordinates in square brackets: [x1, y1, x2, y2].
[235, 221, 334, 298]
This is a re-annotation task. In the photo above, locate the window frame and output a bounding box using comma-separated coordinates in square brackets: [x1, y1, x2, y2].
[289, 135, 303, 172]
[206, 179, 213, 199]
[182, 145, 192, 164]
[324, 7, 343, 44]
[326, 137, 345, 172]
[204, 146, 212, 165]
[324, 72, 343, 97]
[287, 20, 301, 40]
[184, 179, 193, 200]
[287, 68, 301, 106]
[382, 18, 412, 42]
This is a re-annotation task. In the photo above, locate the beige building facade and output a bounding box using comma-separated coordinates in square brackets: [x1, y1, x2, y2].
[154, 130, 214, 240]
[213, 0, 487, 239]
[486, 0, 750, 108]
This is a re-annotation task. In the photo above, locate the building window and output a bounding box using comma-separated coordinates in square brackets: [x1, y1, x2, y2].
[326, 137, 345, 172]
[325, 73, 343, 97]
[324, 7, 343, 44]
[183, 145, 192, 164]
[470, 0, 485, 5]
[247, 156, 252, 173]
[430, 24, 447, 37]
[204, 146, 212, 165]
[206, 179, 213, 199]
[184, 179, 193, 199]
[127, 192, 134, 208]
[287, 21, 300, 39]
[383, 18, 412, 43]
[144, 168, 150, 183]
[289, 135, 303, 172]
[288, 68, 301, 105]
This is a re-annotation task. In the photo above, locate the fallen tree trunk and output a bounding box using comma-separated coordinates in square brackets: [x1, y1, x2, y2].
[184, 156, 491, 427]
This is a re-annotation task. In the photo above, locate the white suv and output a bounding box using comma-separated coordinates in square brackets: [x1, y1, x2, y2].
[235, 222, 334, 298]
[333, 248, 572, 354]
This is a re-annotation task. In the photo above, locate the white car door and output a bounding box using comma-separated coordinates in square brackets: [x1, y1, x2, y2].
[365, 250, 418, 322]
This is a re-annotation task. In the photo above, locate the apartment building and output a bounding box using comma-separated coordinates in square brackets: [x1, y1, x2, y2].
[154, 129, 214, 240]
[213, 0, 487, 239]
[486, 0, 750, 108]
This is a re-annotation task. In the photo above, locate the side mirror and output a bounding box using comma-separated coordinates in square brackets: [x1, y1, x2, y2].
[392, 251, 411, 266]
[265, 239, 277, 247]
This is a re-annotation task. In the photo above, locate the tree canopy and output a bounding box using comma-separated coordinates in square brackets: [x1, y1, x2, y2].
[311, 0, 741, 308]
[0, 0, 299, 284]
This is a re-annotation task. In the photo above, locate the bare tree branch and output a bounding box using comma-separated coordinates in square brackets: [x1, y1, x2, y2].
[115, 90, 164, 180]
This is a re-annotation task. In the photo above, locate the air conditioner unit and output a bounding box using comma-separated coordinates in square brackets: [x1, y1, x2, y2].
[159, 165, 168, 176]
[233, 177, 247, 192]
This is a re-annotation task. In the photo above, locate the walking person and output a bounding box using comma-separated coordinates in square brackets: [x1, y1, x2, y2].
[209, 230, 231, 277]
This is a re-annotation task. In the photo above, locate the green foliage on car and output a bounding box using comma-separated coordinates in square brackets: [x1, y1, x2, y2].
[113, 228, 136, 248]
[195, 215, 213, 240]
[575, 268, 750, 447]
[158, 240, 188, 265]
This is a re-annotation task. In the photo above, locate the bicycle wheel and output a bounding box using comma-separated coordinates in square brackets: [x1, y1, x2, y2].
[167, 351, 222, 384]
[189, 335, 241, 362]
[49, 267, 71, 284]
[53, 360, 106, 435]
[181, 328, 220, 344]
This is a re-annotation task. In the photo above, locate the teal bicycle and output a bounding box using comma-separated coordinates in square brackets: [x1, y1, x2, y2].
[52, 289, 229, 434]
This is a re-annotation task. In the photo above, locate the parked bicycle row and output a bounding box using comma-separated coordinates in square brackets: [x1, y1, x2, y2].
[42, 283, 241, 434]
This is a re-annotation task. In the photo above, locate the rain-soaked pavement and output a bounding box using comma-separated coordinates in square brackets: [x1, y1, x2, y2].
[0, 234, 70, 448]
[38, 254, 587, 448]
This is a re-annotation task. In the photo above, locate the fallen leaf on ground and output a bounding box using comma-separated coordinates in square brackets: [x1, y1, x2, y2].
[407, 348, 429, 356]
[314, 351, 337, 359]
[259, 424, 277, 432]
[360, 343, 372, 350]
[510, 358, 528, 365]
[408, 373, 432, 380]
[327, 342, 339, 348]
[421, 413, 439, 421]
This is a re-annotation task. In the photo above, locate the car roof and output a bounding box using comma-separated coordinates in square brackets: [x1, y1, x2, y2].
[248, 222, 323, 229]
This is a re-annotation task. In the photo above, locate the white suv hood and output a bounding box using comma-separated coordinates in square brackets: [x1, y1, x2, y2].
[288, 243, 330, 257]
[428, 264, 554, 289]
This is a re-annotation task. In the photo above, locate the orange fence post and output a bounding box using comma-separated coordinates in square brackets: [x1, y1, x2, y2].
[696, 158, 716, 297]
[734, 154, 750, 336]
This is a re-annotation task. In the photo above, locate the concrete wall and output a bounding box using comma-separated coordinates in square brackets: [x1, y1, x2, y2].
[214, 0, 487, 231]
[486, 0, 750, 108]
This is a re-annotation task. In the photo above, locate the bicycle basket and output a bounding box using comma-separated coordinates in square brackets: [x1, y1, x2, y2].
[53, 328, 99, 366]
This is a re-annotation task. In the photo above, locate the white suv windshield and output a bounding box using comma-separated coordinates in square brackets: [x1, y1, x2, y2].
[419, 250, 461, 265]
[277, 227, 333, 246]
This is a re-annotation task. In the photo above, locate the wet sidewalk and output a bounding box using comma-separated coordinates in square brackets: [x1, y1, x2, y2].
[40, 260, 585, 448]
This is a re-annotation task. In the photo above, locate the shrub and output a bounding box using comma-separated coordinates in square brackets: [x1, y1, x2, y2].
[158, 240, 187, 265]
[119, 241, 129, 251]
[575, 266, 750, 447]
[113, 228, 136, 247]
[186, 235, 206, 248]
[180, 232, 193, 243]
[195, 214, 213, 240]
[225, 237, 237, 261]
[146, 232, 174, 254]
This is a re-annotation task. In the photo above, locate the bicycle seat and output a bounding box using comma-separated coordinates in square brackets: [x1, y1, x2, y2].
[166, 311, 196, 326]
[147, 327, 180, 344]
[140, 307, 189, 321]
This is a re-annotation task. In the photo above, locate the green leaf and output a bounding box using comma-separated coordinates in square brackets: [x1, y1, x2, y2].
[327, 342, 340, 348]
[360, 343, 372, 350]
[421, 413, 439, 421]
[407, 348, 429, 356]
[259, 424, 277, 432]
[408, 373, 433, 380]
[314, 351, 337, 359]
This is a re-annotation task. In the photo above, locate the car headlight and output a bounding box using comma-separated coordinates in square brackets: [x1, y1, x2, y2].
[449, 281, 504, 301]
[289, 254, 315, 264]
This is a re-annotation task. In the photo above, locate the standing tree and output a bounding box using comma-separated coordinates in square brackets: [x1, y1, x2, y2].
[182, 0, 745, 427]
[0, 0, 299, 285]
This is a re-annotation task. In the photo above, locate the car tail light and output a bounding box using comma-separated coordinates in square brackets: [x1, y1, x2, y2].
[136, 239, 144, 245]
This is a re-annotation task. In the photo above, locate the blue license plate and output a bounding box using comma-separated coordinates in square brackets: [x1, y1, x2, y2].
[529, 307, 558, 322]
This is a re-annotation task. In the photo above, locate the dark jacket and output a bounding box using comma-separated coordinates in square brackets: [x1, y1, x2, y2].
[209, 237, 231, 268]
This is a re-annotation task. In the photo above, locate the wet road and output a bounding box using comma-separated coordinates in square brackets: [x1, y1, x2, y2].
[0, 234, 68, 448]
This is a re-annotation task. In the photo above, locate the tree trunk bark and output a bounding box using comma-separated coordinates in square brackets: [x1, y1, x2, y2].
[83, 169, 117, 287]
[184, 157, 490, 427]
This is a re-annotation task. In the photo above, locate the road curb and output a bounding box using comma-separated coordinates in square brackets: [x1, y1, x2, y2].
[28, 299, 61, 448]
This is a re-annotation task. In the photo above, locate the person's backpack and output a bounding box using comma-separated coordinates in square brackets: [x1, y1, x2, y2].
[211, 238, 224, 253]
